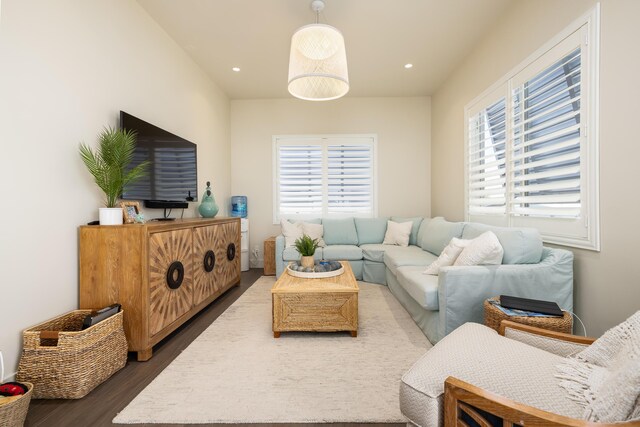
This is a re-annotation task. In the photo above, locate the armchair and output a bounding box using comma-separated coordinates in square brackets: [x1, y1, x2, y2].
[400, 319, 640, 427]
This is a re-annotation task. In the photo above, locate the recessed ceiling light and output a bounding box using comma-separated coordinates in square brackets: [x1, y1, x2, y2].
[232, 67, 241, 72]
[404, 63, 413, 69]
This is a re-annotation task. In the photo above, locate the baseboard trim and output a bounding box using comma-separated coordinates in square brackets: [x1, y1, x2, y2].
[4, 371, 16, 382]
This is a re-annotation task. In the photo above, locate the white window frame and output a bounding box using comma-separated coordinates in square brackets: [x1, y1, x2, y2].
[272, 134, 378, 224]
[464, 5, 600, 251]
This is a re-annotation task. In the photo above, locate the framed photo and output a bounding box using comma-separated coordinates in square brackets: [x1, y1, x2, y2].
[121, 201, 141, 224]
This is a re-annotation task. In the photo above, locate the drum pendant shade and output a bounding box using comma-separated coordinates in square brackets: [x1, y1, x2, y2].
[288, 23, 349, 101]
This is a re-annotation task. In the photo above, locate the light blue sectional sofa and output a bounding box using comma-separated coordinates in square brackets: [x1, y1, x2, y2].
[275, 216, 574, 344]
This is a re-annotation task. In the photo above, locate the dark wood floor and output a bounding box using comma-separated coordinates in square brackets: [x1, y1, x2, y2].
[25, 269, 405, 427]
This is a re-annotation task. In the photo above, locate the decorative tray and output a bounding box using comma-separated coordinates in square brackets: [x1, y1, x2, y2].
[286, 261, 344, 278]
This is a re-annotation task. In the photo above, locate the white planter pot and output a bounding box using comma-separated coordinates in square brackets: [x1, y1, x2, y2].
[99, 207, 123, 225]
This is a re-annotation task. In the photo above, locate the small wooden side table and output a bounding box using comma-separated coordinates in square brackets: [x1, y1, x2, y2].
[483, 297, 572, 333]
[263, 236, 276, 276]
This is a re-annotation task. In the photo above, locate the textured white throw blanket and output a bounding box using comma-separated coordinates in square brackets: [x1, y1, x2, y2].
[556, 311, 640, 423]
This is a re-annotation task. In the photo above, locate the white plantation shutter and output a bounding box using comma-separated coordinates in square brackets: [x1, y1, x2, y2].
[276, 143, 323, 216]
[274, 136, 377, 221]
[467, 96, 507, 216]
[464, 10, 599, 250]
[327, 144, 373, 215]
[510, 47, 582, 218]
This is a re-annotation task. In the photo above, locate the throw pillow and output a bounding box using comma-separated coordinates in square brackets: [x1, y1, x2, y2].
[586, 345, 640, 423]
[382, 220, 413, 247]
[280, 219, 327, 248]
[390, 216, 424, 246]
[423, 237, 470, 275]
[302, 222, 326, 247]
[280, 219, 302, 247]
[575, 310, 640, 368]
[453, 231, 504, 266]
[556, 311, 640, 423]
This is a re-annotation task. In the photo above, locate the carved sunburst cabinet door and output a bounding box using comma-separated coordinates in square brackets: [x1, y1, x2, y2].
[213, 222, 240, 289]
[148, 229, 193, 336]
[193, 225, 217, 306]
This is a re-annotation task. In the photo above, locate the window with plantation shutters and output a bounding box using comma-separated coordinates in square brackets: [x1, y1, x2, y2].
[327, 144, 373, 215]
[467, 96, 507, 216]
[273, 135, 377, 221]
[465, 7, 599, 250]
[511, 47, 582, 219]
[276, 143, 323, 217]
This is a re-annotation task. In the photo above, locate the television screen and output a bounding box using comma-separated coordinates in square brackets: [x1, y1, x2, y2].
[120, 111, 198, 203]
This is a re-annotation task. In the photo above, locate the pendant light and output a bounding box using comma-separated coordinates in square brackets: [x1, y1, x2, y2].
[287, 0, 349, 101]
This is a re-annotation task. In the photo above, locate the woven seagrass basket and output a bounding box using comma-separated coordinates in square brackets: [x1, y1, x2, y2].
[0, 382, 32, 427]
[484, 297, 573, 333]
[16, 310, 127, 399]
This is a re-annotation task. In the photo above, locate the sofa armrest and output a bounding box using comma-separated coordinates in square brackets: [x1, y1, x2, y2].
[499, 320, 594, 357]
[436, 247, 574, 339]
[275, 234, 286, 277]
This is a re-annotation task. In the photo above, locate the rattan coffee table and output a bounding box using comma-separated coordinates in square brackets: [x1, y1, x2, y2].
[271, 260, 359, 338]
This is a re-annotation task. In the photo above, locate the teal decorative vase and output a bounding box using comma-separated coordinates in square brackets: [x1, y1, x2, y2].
[198, 181, 219, 218]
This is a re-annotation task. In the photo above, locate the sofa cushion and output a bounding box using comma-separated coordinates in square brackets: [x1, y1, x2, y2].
[391, 217, 424, 246]
[354, 217, 388, 245]
[283, 246, 324, 261]
[322, 218, 359, 245]
[360, 244, 397, 263]
[396, 266, 439, 310]
[399, 323, 583, 427]
[322, 245, 363, 261]
[416, 217, 432, 248]
[420, 217, 465, 256]
[384, 246, 438, 276]
[462, 223, 543, 264]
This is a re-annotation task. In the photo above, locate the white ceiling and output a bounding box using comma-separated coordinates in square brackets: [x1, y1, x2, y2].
[137, 0, 513, 99]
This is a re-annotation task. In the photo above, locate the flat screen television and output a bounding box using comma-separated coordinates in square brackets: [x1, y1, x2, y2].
[120, 111, 198, 208]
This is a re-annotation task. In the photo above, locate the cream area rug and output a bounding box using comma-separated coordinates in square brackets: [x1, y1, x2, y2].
[114, 277, 432, 424]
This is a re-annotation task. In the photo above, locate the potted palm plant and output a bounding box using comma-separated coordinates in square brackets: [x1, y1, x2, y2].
[79, 127, 149, 225]
[294, 234, 320, 268]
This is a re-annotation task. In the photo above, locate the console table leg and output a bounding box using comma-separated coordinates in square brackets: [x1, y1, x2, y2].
[350, 330, 357, 337]
[273, 331, 281, 338]
[137, 348, 153, 361]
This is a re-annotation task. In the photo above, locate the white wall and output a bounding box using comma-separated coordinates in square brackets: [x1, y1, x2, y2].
[431, 0, 640, 336]
[0, 0, 230, 376]
[230, 97, 431, 266]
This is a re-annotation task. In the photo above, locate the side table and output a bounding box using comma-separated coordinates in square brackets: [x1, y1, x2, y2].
[263, 236, 276, 276]
[483, 297, 572, 333]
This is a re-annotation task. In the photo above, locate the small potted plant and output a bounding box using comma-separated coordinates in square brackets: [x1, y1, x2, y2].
[79, 127, 149, 225]
[294, 234, 320, 268]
